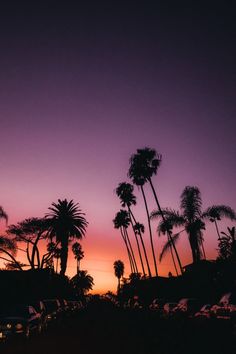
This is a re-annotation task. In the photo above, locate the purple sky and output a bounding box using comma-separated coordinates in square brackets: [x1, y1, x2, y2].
[0, 3, 235, 292]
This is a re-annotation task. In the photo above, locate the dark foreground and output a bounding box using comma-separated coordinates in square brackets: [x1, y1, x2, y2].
[2, 303, 236, 354]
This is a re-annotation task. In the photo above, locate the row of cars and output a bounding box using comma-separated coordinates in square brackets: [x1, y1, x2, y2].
[0, 299, 83, 342]
[124, 292, 236, 322]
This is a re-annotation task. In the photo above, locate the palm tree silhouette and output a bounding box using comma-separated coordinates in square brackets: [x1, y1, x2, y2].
[218, 226, 236, 261]
[72, 242, 84, 273]
[46, 199, 88, 275]
[113, 260, 124, 294]
[71, 270, 94, 296]
[116, 182, 147, 277]
[202, 205, 236, 240]
[129, 147, 182, 274]
[133, 222, 152, 278]
[113, 210, 138, 273]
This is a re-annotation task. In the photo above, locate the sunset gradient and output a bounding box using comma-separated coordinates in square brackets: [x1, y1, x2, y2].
[0, 3, 235, 293]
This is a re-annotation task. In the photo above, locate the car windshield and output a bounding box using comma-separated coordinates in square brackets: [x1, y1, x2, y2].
[0, 305, 29, 317]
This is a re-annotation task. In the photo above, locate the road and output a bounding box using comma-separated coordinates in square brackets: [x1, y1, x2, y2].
[2, 302, 236, 354]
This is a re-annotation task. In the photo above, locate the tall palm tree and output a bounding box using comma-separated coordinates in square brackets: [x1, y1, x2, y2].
[113, 260, 124, 294]
[151, 186, 234, 264]
[133, 222, 152, 277]
[116, 182, 147, 277]
[129, 147, 183, 274]
[72, 242, 84, 273]
[202, 205, 236, 240]
[126, 170, 158, 276]
[113, 210, 138, 273]
[46, 199, 88, 275]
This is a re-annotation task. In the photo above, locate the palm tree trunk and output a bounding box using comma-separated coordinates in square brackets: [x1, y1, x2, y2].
[214, 219, 221, 240]
[120, 227, 135, 273]
[124, 228, 139, 273]
[128, 207, 146, 276]
[128, 206, 152, 277]
[60, 238, 69, 275]
[140, 185, 158, 277]
[148, 177, 183, 274]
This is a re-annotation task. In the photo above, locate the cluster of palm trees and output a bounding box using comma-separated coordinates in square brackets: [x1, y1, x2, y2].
[0, 199, 88, 276]
[113, 147, 236, 277]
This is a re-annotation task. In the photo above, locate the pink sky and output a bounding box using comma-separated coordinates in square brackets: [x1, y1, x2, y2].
[0, 3, 235, 293]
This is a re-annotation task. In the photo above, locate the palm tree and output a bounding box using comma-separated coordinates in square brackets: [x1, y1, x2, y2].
[113, 260, 124, 294]
[71, 270, 94, 296]
[152, 186, 229, 264]
[127, 170, 158, 277]
[113, 210, 138, 273]
[129, 147, 183, 274]
[202, 205, 236, 240]
[72, 242, 84, 273]
[218, 226, 236, 261]
[46, 199, 88, 275]
[133, 222, 152, 277]
[116, 182, 147, 276]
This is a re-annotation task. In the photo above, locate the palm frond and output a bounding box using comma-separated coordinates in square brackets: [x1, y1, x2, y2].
[181, 186, 202, 221]
[159, 232, 181, 262]
[202, 205, 236, 221]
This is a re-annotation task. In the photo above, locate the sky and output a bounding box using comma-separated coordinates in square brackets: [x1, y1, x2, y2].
[0, 2, 235, 293]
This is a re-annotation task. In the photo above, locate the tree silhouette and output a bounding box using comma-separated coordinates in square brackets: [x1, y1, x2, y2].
[72, 242, 84, 273]
[218, 226, 236, 261]
[113, 260, 124, 294]
[8, 217, 50, 269]
[46, 199, 88, 275]
[113, 210, 138, 273]
[0, 206, 8, 223]
[0, 236, 22, 270]
[71, 270, 94, 296]
[129, 147, 182, 274]
[202, 205, 236, 240]
[116, 182, 146, 276]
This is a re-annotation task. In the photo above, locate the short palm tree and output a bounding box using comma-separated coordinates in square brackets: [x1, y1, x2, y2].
[46, 199, 88, 275]
[113, 210, 138, 273]
[129, 147, 183, 274]
[116, 182, 147, 277]
[72, 242, 84, 273]
[113, 260, 124, 294]
[71, 270, 94, 296]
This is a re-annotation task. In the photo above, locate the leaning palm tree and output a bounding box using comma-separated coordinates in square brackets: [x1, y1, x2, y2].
[202, 205, 236, 240]
[46, 199, 88, 275]
[113, 210, 138, 273]
[133, 222, 152, 277]
[129, 147, 183, 274]
[116, 182, 147, 277]
[113, 260, 124, 294]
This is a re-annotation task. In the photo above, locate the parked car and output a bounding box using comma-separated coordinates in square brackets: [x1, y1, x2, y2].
[194, 304, 213, 319]
[149, 298, 164, 311]
[173, 298, 201, 318]
[30, 300, 47, 330]
[42, 299, 61, 324]
[0, 304, 42, 341]
[162, 302, 178, 318]
[211, 294, 236, 321]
